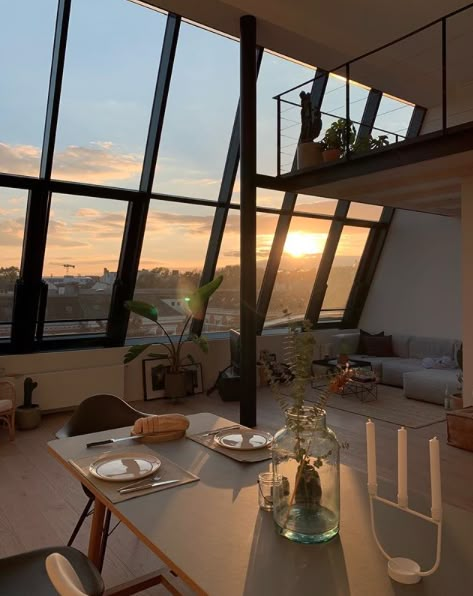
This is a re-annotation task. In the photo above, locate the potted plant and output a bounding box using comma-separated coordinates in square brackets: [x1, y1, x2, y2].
[296, 91, 323, 169]
[16, 376, 41, 430]
[321, 118, 356, 162]
[124, 276, 223, 399]
[351, 134, 390, 155]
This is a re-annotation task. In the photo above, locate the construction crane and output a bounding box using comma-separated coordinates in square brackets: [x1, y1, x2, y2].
[63, 264, 75, 274]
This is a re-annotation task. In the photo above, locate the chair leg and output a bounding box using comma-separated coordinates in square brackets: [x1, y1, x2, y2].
[68, 495, 94, 546]
[98, 509, 112, 572]
[8, 412, 15, 441]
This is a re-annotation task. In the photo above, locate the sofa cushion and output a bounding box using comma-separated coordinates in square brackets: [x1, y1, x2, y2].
[404, 369, 459, 405]
[408, 336, 455, 360]
[358, 329, 384, 354]
[382, 359, 424, 387]
[391, 334, 411, 358]
[363, 335, 394, 357]
[332, 332, 359, 356]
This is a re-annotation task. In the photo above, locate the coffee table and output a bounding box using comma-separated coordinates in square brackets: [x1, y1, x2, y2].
[48, 413, 473, 595]
[312, 358, 377, 401]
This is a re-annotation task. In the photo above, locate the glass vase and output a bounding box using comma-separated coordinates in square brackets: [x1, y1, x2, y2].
[271, 405, 340, 544]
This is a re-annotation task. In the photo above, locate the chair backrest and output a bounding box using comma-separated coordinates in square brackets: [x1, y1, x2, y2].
[0, 380, 16, 408]
[56, 394, 148, 438]
[46, 553, 87, 596]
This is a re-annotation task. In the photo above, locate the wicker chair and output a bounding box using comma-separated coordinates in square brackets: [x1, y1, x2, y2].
[0, 379, 16, 441]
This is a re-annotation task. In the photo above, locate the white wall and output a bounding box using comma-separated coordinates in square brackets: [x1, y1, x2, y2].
[360, 209, 461, 339]
[422, 80, 473, 134]
[462, 179, 473, 406]
[0, 329, 337, 411]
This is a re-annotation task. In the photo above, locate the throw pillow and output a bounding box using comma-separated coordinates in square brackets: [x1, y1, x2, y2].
[357, 329, 384, 354]
[364, 335, 394, 357]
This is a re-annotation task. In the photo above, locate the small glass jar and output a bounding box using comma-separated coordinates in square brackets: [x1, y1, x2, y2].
[258, 471, 283, 511]
[271, 405, 340, 543]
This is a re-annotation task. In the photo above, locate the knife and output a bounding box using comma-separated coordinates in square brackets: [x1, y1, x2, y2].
[119, 479, 180, 494]
[86, 434, 150, 448]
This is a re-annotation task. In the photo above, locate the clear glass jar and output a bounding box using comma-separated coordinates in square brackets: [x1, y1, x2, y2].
[272, 405, 340, 543]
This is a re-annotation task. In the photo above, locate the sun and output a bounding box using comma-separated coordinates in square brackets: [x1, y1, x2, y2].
[284, 232, 326, 258]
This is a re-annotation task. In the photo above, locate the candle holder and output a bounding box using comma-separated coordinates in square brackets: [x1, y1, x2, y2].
[367, 484, 442, 584]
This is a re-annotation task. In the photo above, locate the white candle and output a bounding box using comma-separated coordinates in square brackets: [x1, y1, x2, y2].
[366, 419, 377, 492]
[429, 437, 442, 520]
[397, 427, 408, 506]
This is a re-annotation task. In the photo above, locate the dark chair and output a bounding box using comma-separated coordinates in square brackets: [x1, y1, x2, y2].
[56, 394, 149, 570]
[0, 546, 104, 596]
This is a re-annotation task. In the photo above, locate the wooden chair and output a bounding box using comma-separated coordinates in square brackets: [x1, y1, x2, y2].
[0, 379, 16, 441]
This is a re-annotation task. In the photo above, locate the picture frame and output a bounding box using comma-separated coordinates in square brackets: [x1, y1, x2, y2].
[142, 358, 170, 400]
[142, 359, 204, 400]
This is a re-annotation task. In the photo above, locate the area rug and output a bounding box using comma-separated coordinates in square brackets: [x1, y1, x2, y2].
[308, 384, 446, 429]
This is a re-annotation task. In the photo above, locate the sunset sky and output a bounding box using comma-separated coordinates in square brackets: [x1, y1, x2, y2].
[0, 0, 413, 276]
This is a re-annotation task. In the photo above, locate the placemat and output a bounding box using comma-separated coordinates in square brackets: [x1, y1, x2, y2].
[69, 445, 199, 503]
[188, 428, 272, 463]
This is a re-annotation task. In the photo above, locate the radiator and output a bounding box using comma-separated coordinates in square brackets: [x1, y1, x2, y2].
[14, 364, 125, 412]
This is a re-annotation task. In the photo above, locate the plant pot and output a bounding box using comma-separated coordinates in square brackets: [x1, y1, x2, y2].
[164, 371, 188, 399]
[322, 148, 342, 162]
[16, 405, 41, 430]
[450, 392, 464, 410]
[297, 142, 324, 170]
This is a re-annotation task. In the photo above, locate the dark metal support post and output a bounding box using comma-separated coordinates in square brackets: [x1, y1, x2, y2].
[11, 0, 71, 352]
[107, 14, 181, 345]
[255, 70, 328, 334]
[442, 18, 447, 132]
[356, 89, 382, 141]
[406, 105, 426, 137]
[239, 14, 257, 427]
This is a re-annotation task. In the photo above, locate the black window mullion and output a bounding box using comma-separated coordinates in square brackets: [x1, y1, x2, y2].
[255, 69, 329, 334]
[356, 88, 382, 141]
[11, 0, 71, 353]
[341, 104, 427, 328]
[304, 200, 350, 326]
[107, 13, 181, 346]
[190, 47, 263, 337]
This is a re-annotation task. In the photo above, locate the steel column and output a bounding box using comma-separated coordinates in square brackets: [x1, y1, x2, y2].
[255, 70, 329, 334]
[357, 89, 382, 140]
[107, 14, 181, 345]
[239, 14, 257, 427]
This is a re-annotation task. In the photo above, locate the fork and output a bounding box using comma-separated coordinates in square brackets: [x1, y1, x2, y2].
[119, 475, 161, 491]
[200, 424, 241, 437]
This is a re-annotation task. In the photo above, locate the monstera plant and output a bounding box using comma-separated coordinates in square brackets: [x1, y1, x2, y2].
[124, 275, 223, 398]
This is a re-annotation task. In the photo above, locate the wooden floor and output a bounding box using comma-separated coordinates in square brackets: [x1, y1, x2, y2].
[1, 387, 472, 594]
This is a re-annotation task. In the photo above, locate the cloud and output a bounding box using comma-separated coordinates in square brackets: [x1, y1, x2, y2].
[0, 141, 142, 184]
[144, 211, 214, 236]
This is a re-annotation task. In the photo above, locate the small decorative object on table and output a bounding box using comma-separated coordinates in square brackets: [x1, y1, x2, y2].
[366, 419, 442, 584]
[264, 321, 351, 544]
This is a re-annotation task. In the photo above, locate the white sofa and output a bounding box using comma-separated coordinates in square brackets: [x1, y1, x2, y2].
[331, 331, 461, 405]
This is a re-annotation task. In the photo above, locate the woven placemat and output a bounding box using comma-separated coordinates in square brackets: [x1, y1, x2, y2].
[69, 445, 199, 503]
[187, 429, 272, 463]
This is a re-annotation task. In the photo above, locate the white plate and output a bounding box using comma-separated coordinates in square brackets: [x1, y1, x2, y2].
[214, 429, 273, 450]
[89, 451, 161, 482]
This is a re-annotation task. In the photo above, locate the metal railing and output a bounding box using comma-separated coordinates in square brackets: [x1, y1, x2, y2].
[274, 1, 473, 176]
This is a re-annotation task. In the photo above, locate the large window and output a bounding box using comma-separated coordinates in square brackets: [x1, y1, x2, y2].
[128, 201, 215, 338]
[266, 218, 330, 326]
[321, 226, 371, 321]
[42, 194, 127, 336]
[53, 0, 166, 188]
[0, 0, 57, 176]
[154, 22, 239, 199]
[0, 189, 27, 336]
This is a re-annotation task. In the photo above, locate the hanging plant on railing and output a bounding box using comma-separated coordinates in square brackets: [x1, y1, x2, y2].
[123, 275, 223, 399]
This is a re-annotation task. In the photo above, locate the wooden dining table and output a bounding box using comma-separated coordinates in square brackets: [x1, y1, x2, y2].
[48, 412, 473, 595]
